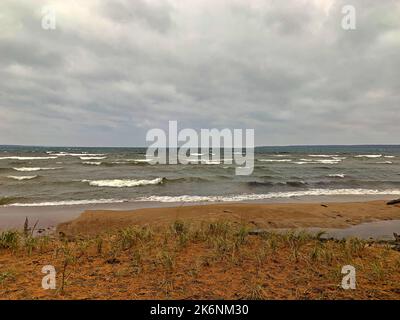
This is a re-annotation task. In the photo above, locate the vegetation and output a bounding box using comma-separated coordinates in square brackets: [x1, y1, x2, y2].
[0, 221, 399, 299]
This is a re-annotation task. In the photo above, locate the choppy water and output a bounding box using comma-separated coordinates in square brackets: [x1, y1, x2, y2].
[1, 145, 400, 207]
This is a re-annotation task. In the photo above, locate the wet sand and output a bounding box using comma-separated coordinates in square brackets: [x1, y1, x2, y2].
[1, 194, 397, 232]
[57, 200, 400, 236]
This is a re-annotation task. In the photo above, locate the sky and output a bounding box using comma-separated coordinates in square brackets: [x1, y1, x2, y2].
[0, 0, 399, 147]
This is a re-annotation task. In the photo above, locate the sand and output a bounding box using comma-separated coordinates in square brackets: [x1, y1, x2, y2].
[58, 200, 400, 236]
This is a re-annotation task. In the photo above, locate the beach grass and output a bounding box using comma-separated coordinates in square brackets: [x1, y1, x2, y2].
[0, 221, 399, 299]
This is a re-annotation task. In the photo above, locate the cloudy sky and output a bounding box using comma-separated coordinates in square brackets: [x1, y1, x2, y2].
[0, 0, 399, 146]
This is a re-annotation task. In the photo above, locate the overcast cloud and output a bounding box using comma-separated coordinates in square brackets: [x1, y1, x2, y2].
[0, 0, 399, 146]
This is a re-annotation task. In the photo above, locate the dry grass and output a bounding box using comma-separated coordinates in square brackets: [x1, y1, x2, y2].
[0, 221, 399, 300]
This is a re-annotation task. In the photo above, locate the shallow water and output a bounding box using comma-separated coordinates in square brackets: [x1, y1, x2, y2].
[321, 219, 400, 241]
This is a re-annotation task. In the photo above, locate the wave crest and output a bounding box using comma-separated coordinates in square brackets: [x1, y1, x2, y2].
[138, 188, 400, 203]
[7, 175, 38, 181]
[82, 177, 164, 187]
[13, 167, 62, 171]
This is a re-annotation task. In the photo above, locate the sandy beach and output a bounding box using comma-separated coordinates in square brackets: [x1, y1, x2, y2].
[1, 199, 399, 300]
[58, 200, 400, 236]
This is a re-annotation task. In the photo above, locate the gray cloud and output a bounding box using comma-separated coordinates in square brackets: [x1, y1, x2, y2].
[0, 0, 399, 146]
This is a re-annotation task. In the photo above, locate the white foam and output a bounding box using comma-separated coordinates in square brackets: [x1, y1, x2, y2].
[258, 159, 292, 162]
[376, 161, 393, 164]
[13, 167, 62, 172]
[110, 159, 153, 164]
[6, 198, 126, 207]
[82, 177, 164, 187]
[295, 159, 341, 165]
[7, 175, 38, 181]
[83, 161, 102, 165]
[80, 156, 107, 160]
[308, 155, 334, 157]
[201, 160, 221, 165]
[54, 153, 105, 157]
[138, 188, 400, 203]
[315, 159, 342, 164]
[355, 155, 382, 158]
[328, 174, 346, 178]
[0, 156, 58, 160]
[125, 159, 153, 163]
[384, 156, 395, 158]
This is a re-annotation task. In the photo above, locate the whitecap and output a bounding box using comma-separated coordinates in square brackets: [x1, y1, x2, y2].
[82, 177, 164, 187]
[80, 156, 107, 160]
[124, 159, 153, 163]
[0, 156, 58, 160]
[258, 159, 292, 162]
[295, 158, 341, 165]
[328, 174, 346, 178]
[54, 153, 105, 157]
[308, 155, 335, 157]
[315, 159, 342, 164]
[355, 155, 382, 158]
[7, 175, 38, 181]
[13, 167, 62, 172]
[138, 188, 400, 203]
[201, 160, 221, 165]
[82, 162, 102, 166]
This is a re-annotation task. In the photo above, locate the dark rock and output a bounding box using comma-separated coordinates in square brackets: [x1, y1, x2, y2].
[248, 229, 269, 235]
[106, 258, 120, 264]
[387, 198, 400, 205]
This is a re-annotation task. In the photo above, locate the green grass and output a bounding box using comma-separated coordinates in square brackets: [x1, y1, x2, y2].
[0, 271, 15, 284]
[0, 230, 20, 250]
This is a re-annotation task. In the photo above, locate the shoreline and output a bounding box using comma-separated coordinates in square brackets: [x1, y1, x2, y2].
[57, 199, 400, 237]
[0, 194, 398, 231]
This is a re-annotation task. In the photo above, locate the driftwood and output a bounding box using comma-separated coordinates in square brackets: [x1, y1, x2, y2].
[387, 198, 400, 205]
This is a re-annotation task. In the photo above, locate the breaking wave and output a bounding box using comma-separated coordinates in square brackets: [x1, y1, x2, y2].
[7, 175, 38, 181]
[13, 167, 62, 172]
[82, 177, 164, 187]
[328, 174, 346, 178]
[80, 156, 107, 160]
[138, 188, 400, 203]
[82, 161, 102, 166]
[53, 152, 105, 157]
[0, 156, 58, 160]
[258, 159, 292, 162]
[355, 155, 382, 158]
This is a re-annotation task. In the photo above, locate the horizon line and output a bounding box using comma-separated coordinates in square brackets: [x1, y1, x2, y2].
[1, 143, 400, 149]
